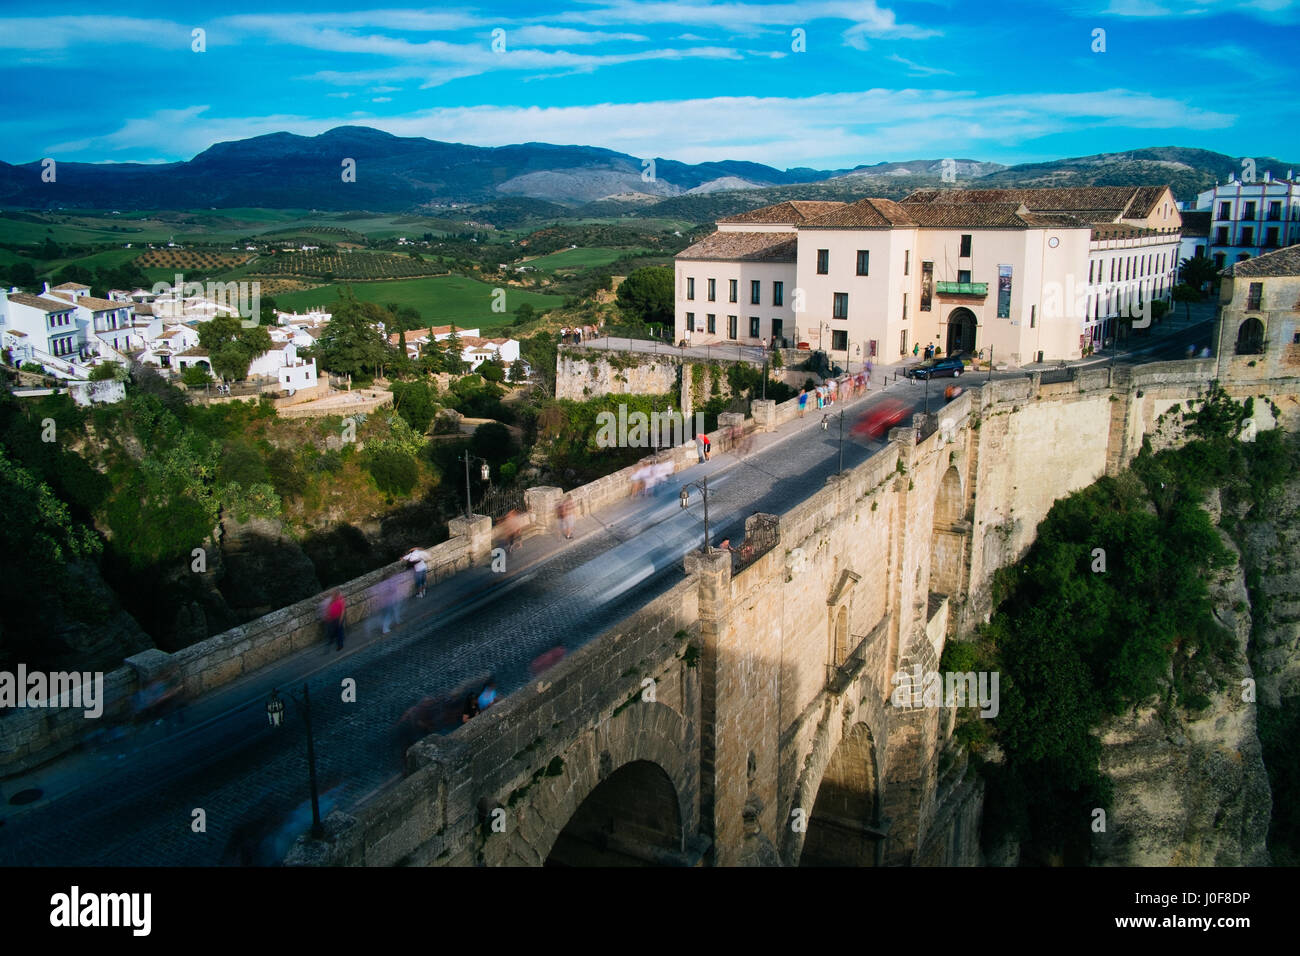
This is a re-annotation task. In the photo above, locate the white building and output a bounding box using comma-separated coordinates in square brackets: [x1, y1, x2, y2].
[675, 187, 1182, 364]
[44, 285, 140, 359]
[0, 289, 89, 375]
[1195, 172, 1300, 270]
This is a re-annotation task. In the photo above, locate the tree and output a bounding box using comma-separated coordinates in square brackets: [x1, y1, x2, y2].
[181, 365, 212, 387]
[515, 302, 536, 324]
[90, 361, 123, 382]
[197, 314, 273, 381]
[315, 288, 390, 378]
[390, 380, 437, 434]
[1172, 283, 1200, 322]
[478, 358, 506, 382]
[1179, 256, 1218, 292]
[615, 266, 674, 328]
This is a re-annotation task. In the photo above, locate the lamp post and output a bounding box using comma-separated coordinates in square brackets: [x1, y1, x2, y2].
[458, 451, 492, 519]
[679, 477, 711, 554]
[267, 684, 324, 839]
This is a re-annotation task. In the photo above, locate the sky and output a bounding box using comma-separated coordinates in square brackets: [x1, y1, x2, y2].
[2, 0, 1297, 171]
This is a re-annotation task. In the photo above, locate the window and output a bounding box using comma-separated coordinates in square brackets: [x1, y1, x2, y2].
[686, 312, 695, 331]
[832, 292, 848, 319]
[1089, 260, 1095, 284]
[1216, 227, 1229, 245]
[957, 269, 971, 284]
[1030, 305, 1036, 328]
[1218, 201, 1231, 219]
[1214, 252, 1226, 270]
[1242, 227, 1254, 246]
[728, 315, 738, 339]
[707, 314, 716, 333]
[1243, 201, 1256, 220]
[750, 280, 761, 305]
[729, 279, 738, 303]
[900, 329, 908, 356]
[817, 249, 829, 275]
[1268, 201, 1282, 220]
[686, 277, 695, 300]
[959, 234, 972, 257]
[856, 250, 869, 276]
[1246, 282, 1262, 310]
[707, 278, 716, 301]
[1110, 259, 1116, 282]
[749, 316, 760, 338]
[904, 250, 910, 276]
[831, 330, 847, 351]
[772, 281, 784, 307]
[1266, 226, 1280, 247]
[902, 293, 909, 321]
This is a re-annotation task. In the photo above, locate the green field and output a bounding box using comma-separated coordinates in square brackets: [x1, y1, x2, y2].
[524, 246, 652, 272]
[272, 274, 563, 329]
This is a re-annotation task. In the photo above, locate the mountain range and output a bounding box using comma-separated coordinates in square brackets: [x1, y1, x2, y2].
[1, 127, 1296, 221]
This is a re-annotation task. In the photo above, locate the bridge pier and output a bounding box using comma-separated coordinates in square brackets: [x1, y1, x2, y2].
[448, 514, 492, 563]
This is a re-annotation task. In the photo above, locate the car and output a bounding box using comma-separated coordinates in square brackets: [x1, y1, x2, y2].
[906, 357, 966, 379]
[851, 399, 910, 440]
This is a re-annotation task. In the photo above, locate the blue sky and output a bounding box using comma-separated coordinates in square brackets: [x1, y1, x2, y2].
[2, 1, 1297, 170]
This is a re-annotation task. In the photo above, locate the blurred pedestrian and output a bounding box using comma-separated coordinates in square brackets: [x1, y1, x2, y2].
[798, 388, 808, 418]
[324, 589, 346, 650]
[701, 433, 711, 461]
[477, 680, 498, 712]
[403, 548, 427, 598]
[379, 573, 403, 634]
[530, 646, 566, 677]
[461, 694, 479, 724]
[557, 496, 575, 539]
[653, 459, 673, 494]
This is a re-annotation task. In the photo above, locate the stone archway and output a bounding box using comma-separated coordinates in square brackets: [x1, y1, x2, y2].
[945, 308, 978, 357]
[929, 466, 967, 597]
[1235, 317, 1265, 355]
[545, 760, 683, 866]
[799, 723, 882, 866]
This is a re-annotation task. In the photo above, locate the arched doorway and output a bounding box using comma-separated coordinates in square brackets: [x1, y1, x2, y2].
[946, 308, 977, 357]
[800, 723, 882, 866]
[1235, 317, 1264, 355]
[545, 760, 683, 866]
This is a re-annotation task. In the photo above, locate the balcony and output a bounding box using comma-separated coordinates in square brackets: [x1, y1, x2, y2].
[935, 281, 988, 296]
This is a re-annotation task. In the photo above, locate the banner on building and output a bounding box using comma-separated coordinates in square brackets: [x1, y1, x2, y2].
[997, 265, 1013, 318]
[920, 261, 933, 312]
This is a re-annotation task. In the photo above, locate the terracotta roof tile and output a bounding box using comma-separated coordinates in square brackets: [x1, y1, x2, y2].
[1225, 243, 1300, 277]
[717, 201, 846, 224]
[801, 198, 916, 228]
[6, 292, 77, 312]
[676, 231, 798, 262]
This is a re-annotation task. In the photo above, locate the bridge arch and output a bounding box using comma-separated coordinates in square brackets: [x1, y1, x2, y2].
[521, 701, 694, 867]
[797, 722, 883, 866]
[929, 465, 968, 597]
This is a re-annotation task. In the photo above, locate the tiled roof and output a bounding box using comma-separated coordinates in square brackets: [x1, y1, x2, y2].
[801, 198, 916, 228]
[902, 202, 1085, 229]
[1224, 243, 1300, 277]
[6, 292, 76, 312]
[1180, 210, 1211, 237]
[175, 346, 210, 357]
[676, 231, 798, 262]
[52, 282, 90, 291]
[717, 201, 846, 224]
[3, 329, 28, 338]
[50, 291, 130, 312]
[902, 186, 1173, 225]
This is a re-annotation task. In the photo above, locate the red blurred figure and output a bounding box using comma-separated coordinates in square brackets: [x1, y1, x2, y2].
[530, 646, 567, 677]
[851, 399, 909, 440]
[944, 384, 964, 402]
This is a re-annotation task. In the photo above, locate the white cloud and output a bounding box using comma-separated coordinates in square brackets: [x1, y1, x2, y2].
[0, 16, 189, 49]
[887, 54, 955, 76]
[1099, 0, 1298, 19]
[372, 97, 393, 103]
[508, 25, 651, 44]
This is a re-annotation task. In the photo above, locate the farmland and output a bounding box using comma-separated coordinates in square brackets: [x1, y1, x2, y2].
[524, 245, 653, 272]
[249, 249, 447, 279]
[136, 249, 253, 271]
[272, 274, 563, 329]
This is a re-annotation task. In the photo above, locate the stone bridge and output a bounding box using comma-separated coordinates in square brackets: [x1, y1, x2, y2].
[292, 359, 1299, 867]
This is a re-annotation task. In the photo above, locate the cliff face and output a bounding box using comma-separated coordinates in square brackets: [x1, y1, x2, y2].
[1090, 465, 1300, 867]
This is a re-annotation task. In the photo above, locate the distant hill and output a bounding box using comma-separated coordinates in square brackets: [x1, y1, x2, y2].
[0, 128, 1294, 225]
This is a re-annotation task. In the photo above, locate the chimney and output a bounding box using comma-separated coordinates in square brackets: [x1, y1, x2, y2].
[1265, 170, 1272, 182]
[42, 281, 51, 295]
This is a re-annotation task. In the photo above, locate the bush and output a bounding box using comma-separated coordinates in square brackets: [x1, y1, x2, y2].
[90, 361, 123, 382]
[20, 362, 45, 375]
[181, 365, 212, 387]
[364, 446, 418, 496]
[312, 449, 343, 474]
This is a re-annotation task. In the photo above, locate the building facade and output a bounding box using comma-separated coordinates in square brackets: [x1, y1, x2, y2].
[1196, 173, 1300, 270]
[1215, 243, 1300, 380]
[674, 187, 1182, 364]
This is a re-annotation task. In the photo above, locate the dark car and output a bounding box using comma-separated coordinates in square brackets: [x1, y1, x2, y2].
[851, 399, 910, 440]
[906, 357, 966, 380]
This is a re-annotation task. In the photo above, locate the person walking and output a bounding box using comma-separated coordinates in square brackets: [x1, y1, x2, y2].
[798, 388, 808, 418]
[477, 680, 498, 712]
[701, 433, 711, 461]
[403, 548, 428, 598]
[913, 342, 920, 358]
[324, 589, 346, 651]
[696, 432, 707, 463]
[557, 496, 575, 540]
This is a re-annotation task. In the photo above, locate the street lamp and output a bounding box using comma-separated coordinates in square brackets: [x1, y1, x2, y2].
[458, 451, 492, 519]
[679, 477, 711, 554]
[266, 685, 324, 839]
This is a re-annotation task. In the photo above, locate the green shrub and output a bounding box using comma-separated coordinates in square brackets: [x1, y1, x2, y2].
[364, 446, 418, 496]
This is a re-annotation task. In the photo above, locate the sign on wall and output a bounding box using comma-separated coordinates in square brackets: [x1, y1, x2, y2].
[920, 261, 933, 312]
[997, 265, 1013, 318]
